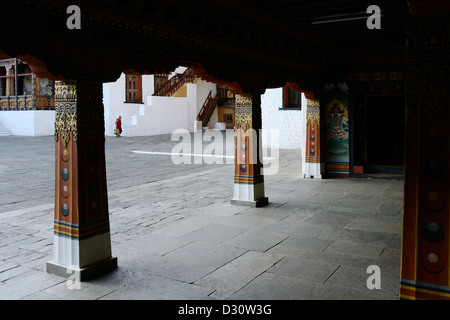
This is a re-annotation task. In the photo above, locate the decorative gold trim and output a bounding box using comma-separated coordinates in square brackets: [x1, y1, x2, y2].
[54, 81, 77, 146]
[306, 99, 320, 126]
[235, 94, 253, 131]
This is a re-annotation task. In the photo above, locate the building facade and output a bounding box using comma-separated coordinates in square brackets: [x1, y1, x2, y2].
[0, 58, 55, 136]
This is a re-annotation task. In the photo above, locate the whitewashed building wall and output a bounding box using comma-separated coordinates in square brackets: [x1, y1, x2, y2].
[103, 70, 217, 137]
[0, 110, 55, 136]
[261, 88, 304, 149]
[103, 73, 155, 136]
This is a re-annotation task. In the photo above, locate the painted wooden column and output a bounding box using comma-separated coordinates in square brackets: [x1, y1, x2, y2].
[400, 6, 450, 300]
[231, 93, 268, 207]
[4, 62, 14, 96]
[302, 98, 322, 179]
[31, 73, 37, 110]
[46, 79, 117, 281]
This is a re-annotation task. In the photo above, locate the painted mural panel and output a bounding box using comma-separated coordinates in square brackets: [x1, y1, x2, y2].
[37, 78, 53, 96]
[322, 84, 350, 176]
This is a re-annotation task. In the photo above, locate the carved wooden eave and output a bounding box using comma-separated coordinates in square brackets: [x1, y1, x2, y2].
[0, 0, 334, 96]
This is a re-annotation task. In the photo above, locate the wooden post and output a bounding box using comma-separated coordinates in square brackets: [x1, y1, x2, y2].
[47, 79, 117, 281]
[400, 4, 450, 299]
[231, 93, 268, 207]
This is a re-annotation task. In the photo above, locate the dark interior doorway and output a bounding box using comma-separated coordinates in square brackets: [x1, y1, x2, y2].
[365, 95, 405, 167]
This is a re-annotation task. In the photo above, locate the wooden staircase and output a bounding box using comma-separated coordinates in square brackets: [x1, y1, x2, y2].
[152, 68, 196, 97]
[152, 67, 219, 128]
[197, 91, 219, 127]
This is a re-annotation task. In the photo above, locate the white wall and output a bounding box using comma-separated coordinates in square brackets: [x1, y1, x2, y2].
[207, 107, 219, 129]
[102, 69, 218, 136]
[0, 111, 55, 136]
[129, 96, 189, 136]
[103, 73, 155, 136]
[261, 87, 303, 149]
[34, 111, 55, 136]
[103, 82, 110, 136]
[121, 79, 217, 136]
[104, 73, 125, 135]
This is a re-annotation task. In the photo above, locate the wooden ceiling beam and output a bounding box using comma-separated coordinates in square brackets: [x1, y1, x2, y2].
[0, 0, 407, 95]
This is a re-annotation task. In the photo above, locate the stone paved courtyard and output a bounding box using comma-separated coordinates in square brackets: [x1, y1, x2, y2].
[0, 133, 404, 300]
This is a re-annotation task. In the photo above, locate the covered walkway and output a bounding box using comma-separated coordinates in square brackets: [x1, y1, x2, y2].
[0, 135, 402, 300]
[1, 0, 449, 300]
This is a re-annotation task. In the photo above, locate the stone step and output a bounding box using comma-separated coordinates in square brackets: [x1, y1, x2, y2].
[0, 120, 12, 136]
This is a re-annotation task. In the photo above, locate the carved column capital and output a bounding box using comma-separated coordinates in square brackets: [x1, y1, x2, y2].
[0, 62, 15, 71]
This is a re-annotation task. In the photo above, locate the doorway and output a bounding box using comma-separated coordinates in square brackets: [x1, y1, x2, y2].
[365, 95, 405, 167]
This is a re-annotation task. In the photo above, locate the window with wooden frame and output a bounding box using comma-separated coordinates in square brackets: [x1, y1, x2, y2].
[223, 114, 233, 124]
[282, 86, 302, 109]
[125, 74, 142, 103]
[0, 60, 33, 97]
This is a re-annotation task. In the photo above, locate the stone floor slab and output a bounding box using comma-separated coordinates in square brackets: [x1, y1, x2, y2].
[230, 272, 320, 300]
[344, 216, 403, 235]
[268, 256, 340, 283]
[325, 265, 400, 298]
[180, 223, 247, 245]
[194, 251, 283, 299]
[324, 240, 385, 260]
[151, 215, 219, 237]
[223, 230, 288, 252]
[116, 233, 195, 256]
[100, 274, 215, 300]
[0, 269, 65, 300]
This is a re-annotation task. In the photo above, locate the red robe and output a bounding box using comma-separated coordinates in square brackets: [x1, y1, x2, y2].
[115, 119, 122, 134]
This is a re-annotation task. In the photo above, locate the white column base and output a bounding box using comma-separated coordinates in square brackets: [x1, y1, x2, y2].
[231, 182, 269, 207]
[48, 232, 117, 281]
[46, 257, 117, 282]
[302, 162, 322, 179]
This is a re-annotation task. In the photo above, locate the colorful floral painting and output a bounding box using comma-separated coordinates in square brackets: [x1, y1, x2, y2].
[326, 99, 349, 141]
[322, 84, 350, 175]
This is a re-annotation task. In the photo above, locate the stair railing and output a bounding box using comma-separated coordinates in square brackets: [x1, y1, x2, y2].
[152, 68, 195, 97]
[197, 91, 219, 125]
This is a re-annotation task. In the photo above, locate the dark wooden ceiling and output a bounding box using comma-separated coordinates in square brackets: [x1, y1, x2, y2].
[0, 0, 411, 94]
[244, 0, 410, 49]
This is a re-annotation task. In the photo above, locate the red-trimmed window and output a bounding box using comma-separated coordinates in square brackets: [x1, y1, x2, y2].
[125, 74, 142, 103]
